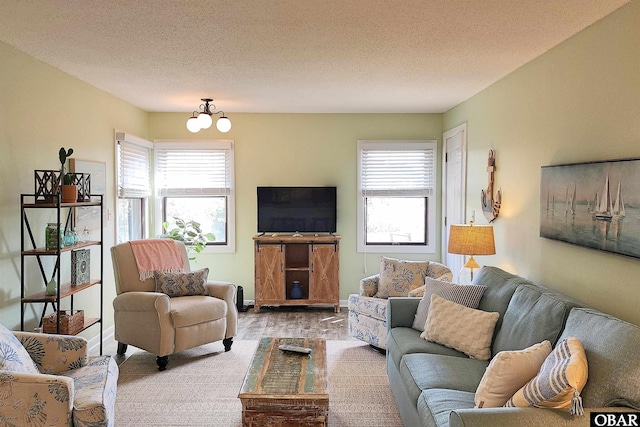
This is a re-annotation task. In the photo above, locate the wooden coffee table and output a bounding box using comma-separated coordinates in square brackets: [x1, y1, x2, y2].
[238, 337, 328, 426]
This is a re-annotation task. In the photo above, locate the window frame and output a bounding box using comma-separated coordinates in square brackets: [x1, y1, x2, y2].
[115, 132, 153, 244]
[356, 140, 437, 254]
[153, 140, 236, 253]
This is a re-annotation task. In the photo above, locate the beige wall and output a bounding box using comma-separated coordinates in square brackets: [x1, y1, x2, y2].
[149, 113, 445, 301]
[0, 41, 148, 332]
[443, 1, 640, 325]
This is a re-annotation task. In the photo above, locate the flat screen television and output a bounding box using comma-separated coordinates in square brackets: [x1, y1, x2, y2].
[257, 186, 337, 234]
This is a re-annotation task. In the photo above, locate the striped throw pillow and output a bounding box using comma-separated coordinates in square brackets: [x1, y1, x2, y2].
[505, 337, 588, 415]
[412, 277, 487, 331]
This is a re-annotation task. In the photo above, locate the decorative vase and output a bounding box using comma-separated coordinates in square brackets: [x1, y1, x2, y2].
[61, 184, 77, 203]
[46, 278, 57, 296]
[289, 281, 303, 299]
[45, 223, 62, 250]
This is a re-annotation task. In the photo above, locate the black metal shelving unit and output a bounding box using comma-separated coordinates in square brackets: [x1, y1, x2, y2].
[20, 193, 104, 354]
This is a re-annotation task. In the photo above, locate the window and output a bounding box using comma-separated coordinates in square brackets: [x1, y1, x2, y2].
[357, 140, 437, 253]
[116, 133, 152, 243]
[154, 140, 235, 253]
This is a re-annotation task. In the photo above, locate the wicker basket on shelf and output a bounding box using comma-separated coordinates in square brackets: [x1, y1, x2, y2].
[42, 310, 84, 335]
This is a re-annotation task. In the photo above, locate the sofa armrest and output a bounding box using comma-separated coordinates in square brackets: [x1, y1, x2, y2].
[387, 297, 421, 329]
[359, 274, 379, 297]
[0, 370, 74, 422]
[450, 407, 635, 427]
[206, 281, 238, 339]
[14, 331, 88, 374]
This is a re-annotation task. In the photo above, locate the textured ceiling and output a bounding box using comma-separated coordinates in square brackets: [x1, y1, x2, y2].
[0, 0, 630, 113]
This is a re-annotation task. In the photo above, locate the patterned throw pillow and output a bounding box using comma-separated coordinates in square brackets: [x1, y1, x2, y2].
[375, 257, 429, 298]
[475, 340, 552, 408]
[412, 277, 487, 331]
[505, 337, 588, 414]
[421, 294, 499, 360]
[0, 323, 39, 374]
[154, 268, 209, 297]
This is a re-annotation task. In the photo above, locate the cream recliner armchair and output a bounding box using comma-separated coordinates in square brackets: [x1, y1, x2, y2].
[111, 240, 237, 370]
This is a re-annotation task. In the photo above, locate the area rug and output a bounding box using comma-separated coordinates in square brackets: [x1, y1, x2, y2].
[115, 339, 402, 426]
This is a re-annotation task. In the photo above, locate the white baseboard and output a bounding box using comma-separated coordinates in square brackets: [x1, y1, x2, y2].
[89, 325, 115, 355]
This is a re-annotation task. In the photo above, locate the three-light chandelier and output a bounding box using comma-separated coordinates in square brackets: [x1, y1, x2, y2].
[186, 98, 232, 133]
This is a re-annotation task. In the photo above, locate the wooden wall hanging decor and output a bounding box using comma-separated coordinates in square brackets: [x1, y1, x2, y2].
[481, 149, 501, 223]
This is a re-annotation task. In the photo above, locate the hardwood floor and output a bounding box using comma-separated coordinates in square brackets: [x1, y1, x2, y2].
[237, 306, 351, 341]
[106, 306, 353, 365]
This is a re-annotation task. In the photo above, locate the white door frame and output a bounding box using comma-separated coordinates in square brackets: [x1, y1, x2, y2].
[441, 123, 467, 280]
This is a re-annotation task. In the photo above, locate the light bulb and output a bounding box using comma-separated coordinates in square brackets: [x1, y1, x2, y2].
[216, 116, 232, 133]
[197, 113, 213, 129]
[186, 116, 201, 133]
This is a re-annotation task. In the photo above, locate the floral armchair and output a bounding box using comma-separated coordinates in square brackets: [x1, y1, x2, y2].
[348, 259, 452, 350]
[0, 323, 118, 426]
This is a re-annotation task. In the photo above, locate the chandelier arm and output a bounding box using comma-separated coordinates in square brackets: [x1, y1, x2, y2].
[200, 100, 221, 115]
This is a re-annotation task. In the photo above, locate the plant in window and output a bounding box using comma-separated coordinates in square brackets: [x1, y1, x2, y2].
[160, 217, 215, 259]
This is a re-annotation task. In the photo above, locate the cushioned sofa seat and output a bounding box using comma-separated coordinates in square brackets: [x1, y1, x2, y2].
[400, 353, 488, 406]
[419, 389, 475, 427]
[387, 325, 468, 372]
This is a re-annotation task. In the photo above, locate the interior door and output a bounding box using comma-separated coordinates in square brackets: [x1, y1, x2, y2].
[442, 123, 467, 281]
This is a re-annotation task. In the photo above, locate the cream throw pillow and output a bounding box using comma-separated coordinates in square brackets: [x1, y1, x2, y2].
[375, 257, 429, 298]
[505, 337, 588, 414]
[475, 340, 552, 408]
[421, 294, 499, 360]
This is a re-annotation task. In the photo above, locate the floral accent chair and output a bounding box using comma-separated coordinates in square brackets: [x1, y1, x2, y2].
[348, 258, 452, 350]
[0, 323, 118, 426]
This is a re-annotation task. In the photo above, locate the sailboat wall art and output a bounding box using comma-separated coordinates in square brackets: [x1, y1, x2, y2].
[540, 158, 640, 259]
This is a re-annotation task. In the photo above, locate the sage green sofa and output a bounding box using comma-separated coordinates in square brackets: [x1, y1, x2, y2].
[386, 266, 640, 427]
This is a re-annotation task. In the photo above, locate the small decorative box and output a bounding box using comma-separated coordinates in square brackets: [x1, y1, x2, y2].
[71, 249, 90, 286]
[34, 169, 62, 203]
[71, 173, 91, 201]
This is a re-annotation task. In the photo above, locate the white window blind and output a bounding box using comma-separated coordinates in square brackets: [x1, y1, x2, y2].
[360, 143, 434, 197]
[155, 142, 232, 196]
[118, 140, 151, 198]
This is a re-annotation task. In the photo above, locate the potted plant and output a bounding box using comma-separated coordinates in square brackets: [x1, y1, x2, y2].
[160, 217, 215, 261]
[59, 147, 76, 203]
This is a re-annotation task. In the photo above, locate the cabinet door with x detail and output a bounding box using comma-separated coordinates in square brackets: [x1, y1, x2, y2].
[255, 244, 285, 310]
[310, 244, 339, 307]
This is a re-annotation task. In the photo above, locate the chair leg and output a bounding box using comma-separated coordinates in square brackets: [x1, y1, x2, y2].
[223, 337, 233, 352]
[157, 355, 169, 371]
[369, 344, 386, 355]
[117, 342, 128, 355]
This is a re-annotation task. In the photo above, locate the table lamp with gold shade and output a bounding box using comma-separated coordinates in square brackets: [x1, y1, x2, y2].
[447, 221, 496, 283]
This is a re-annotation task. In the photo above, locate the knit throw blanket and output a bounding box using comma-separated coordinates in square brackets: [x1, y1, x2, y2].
[129, 239, 185, 281]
